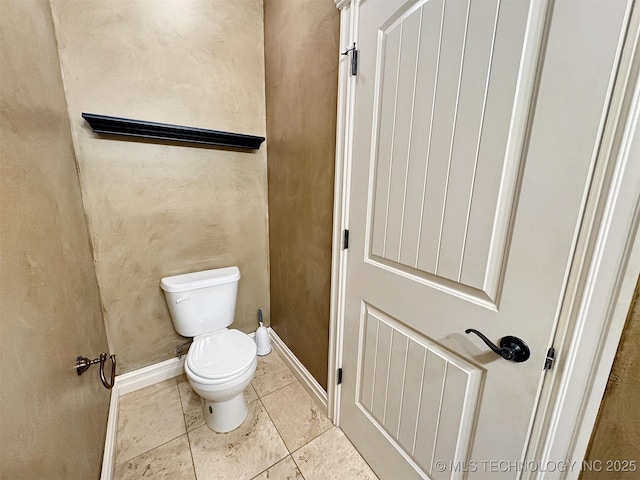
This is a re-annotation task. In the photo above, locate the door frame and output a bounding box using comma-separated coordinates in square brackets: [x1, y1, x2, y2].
[327, 0, 640, 477]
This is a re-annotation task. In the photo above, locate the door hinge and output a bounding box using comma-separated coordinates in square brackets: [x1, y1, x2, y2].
[343, 229, 349, 249]
[341, 42, 358, 76]
[337, 368, 343, 385]
[544, 347, 555, 370]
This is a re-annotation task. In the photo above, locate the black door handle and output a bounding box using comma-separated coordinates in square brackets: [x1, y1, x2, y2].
[465, 329, 530, 362]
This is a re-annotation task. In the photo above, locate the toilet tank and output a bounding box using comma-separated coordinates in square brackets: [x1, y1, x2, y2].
[160, 266, 240, 337]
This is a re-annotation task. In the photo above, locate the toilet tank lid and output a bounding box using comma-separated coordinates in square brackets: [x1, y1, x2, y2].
[160, 266, 240, 293]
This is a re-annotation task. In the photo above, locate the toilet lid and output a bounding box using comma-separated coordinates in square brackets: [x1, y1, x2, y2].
[186, 329, 256, 380]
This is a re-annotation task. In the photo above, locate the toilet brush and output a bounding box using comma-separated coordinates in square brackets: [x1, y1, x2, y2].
[255, 308, 271, 356]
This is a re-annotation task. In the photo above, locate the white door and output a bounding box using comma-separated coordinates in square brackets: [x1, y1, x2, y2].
[339, 1, 631, 479]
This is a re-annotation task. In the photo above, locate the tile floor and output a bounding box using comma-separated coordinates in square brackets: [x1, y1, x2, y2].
[114, 350, 379, 480]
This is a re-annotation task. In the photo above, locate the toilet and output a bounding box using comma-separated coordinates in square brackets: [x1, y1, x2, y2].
[160, 266, 257, 433]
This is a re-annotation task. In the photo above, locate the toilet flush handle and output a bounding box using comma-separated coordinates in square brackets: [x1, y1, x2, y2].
[175, 294, 191, 304]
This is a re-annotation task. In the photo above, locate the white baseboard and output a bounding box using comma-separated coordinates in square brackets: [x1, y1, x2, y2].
[100, 387, 119, 480]
[268, 328, 329, 412]
[100, 356, 185, 480]
[116, 357, 185, 396]
[100, 329, 327, 479]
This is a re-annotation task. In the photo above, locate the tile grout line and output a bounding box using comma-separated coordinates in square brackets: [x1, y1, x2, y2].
[258, 389, 329, 457]
[114, 433, 191, 471]
[115, 383, 188, 469]
[118, 376, 179, 407]
[289, 427, 339, 479]
[291, 426, 380, 480]
[246, 395, 296, 480]
[261, 384, 334, 457]
[252, 377, 297, 399]
[256, 395, 291, 454]
[248, 455, 307, 480]
[255, 360, 333, 453]
[251, 357, 319, 479]
[175, 379, 199, 480]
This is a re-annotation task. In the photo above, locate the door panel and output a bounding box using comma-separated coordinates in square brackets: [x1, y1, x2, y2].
[367, 0, 533, 305]
[356, 303, 481, 478]
[340, 0, 630, 479]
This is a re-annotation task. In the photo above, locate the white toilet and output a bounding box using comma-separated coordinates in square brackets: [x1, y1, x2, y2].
[160, 266, 257, 433]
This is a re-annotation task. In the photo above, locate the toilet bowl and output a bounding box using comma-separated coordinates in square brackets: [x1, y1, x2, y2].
[185, 329, 257, 432]
[160, 266, 257, 433]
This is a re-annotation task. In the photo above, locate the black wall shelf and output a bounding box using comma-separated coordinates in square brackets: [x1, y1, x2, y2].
[82, 113, 265, 150]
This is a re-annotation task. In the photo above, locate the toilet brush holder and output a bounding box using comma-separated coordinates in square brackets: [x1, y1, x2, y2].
[256, 308, 271, 356]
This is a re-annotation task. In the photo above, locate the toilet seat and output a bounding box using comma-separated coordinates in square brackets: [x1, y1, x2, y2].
[186, 329, 256, 381]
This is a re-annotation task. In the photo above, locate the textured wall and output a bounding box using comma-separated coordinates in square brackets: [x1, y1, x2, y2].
[264, 0, 340, 390]
[581, 278, 640, 479]
[50, 0, 270, 373]
[0, 0, 110, 477]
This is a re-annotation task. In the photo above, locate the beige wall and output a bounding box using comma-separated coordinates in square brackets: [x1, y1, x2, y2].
[0, 1, 110, 477]
[50, 0, 270, 373]
[581, 277, 640, 479]
[264, 0, 340, 389]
